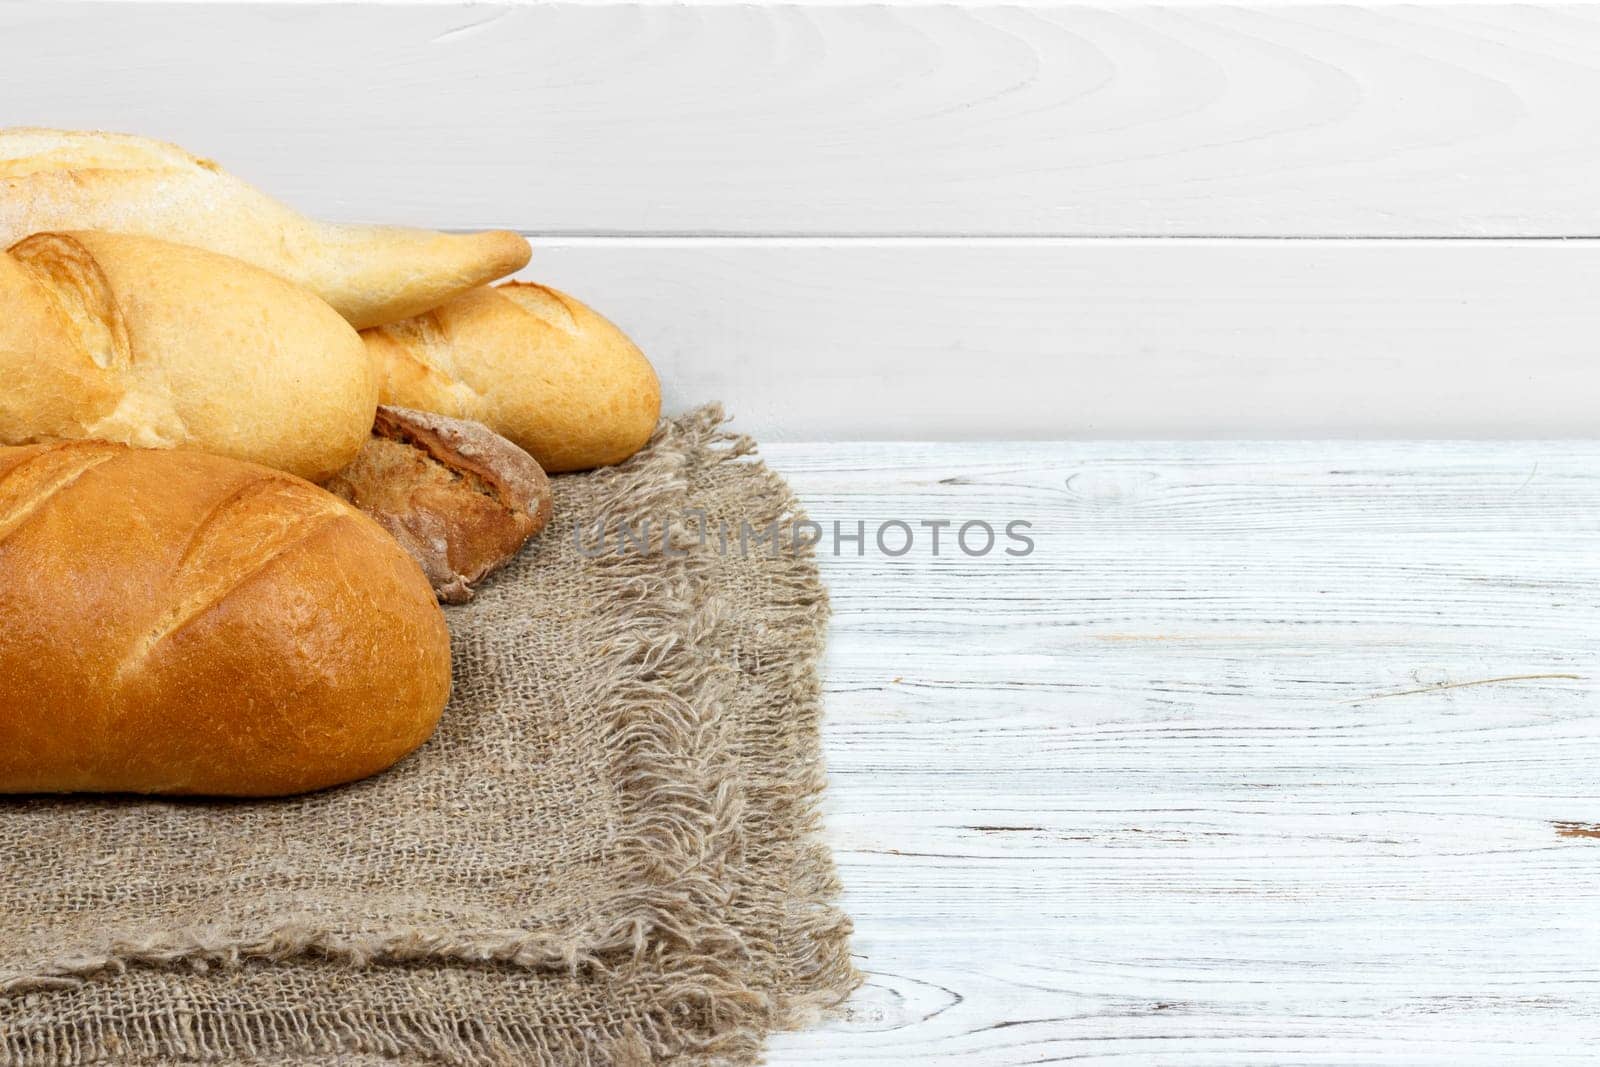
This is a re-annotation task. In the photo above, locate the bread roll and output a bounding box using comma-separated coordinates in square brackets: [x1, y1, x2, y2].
[325, 406, 552, 603]
[0, 128, 531, 329]
[364, 283, 661, 472]
[0, 442, 451, 796]
[0, 230, 376, 482]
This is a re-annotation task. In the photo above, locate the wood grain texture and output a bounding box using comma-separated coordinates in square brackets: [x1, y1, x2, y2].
[760, 439, 1600, 1064]
[526, 238, 1600, 440]
[9, 3, 1600, 236]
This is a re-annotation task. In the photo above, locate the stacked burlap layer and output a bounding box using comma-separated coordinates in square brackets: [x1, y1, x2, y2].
[0, 407, 856, 1065]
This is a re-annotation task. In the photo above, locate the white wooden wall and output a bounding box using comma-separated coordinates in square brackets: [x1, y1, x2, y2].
[6, 2, 1599, 437]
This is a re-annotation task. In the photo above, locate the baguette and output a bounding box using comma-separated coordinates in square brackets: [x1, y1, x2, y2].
[0, 442, 451, 796]
[0, 230, 376, 482]
[364, 282, 661, 472]
[0, 128, 530, 329]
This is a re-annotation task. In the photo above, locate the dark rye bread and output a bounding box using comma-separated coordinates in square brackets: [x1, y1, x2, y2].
[324, 406, 553, 603]
[0, 441, 451, 796]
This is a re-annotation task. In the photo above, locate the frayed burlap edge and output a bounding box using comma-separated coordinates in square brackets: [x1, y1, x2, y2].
[0, 406, 858, 1065]
[679, 421, 860, 1050]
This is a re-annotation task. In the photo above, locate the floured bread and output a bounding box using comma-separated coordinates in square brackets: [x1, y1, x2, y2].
[0, 231, 376, 482]
[0, 128, 530, 329]
[364, 283, 661, 472]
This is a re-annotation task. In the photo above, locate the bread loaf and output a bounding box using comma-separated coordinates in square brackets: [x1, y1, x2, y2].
[364, 282, 661, 472]
[0, 128, 531, 329]
[0, 442, 451, 796]
[0, 230, 376, 482]
[325, 406, 553, 603]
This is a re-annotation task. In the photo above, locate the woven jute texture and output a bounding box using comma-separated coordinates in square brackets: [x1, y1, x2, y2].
[0, 406, 857, 1065]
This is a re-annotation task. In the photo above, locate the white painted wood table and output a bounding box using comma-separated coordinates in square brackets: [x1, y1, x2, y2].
[759, 440, 1600, 1065]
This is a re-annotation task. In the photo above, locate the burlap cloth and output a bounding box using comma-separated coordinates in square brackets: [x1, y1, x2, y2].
[0, 406, 857, 1065]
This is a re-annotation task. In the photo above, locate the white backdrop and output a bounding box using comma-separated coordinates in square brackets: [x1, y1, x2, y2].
[5, 2, 1599, 439]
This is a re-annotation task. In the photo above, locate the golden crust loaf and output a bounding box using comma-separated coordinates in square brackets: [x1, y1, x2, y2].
[0, 128, 531, 329]
[364, 282, 662, 473]
[0, 231, 376, 482]
[0, 442, 452, 796]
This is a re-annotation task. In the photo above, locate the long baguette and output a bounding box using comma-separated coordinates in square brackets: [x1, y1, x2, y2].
[0, 442, 451, 796]
[0, 230, 376, 482]
[0, 128, 530, 329]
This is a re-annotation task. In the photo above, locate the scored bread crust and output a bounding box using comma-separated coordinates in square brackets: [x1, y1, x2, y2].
[363, 282, 662, 472]
[0, 128, 531, 330]
[0, 231, 377, 483]
[0, 442, 452, 796]
[324, 406, 553, 603]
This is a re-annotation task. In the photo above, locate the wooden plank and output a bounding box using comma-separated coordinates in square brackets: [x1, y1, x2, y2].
[8, 3, 1600, 236]
[526, 238, 1600, 441]
[758, 439, 1600, 1064]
